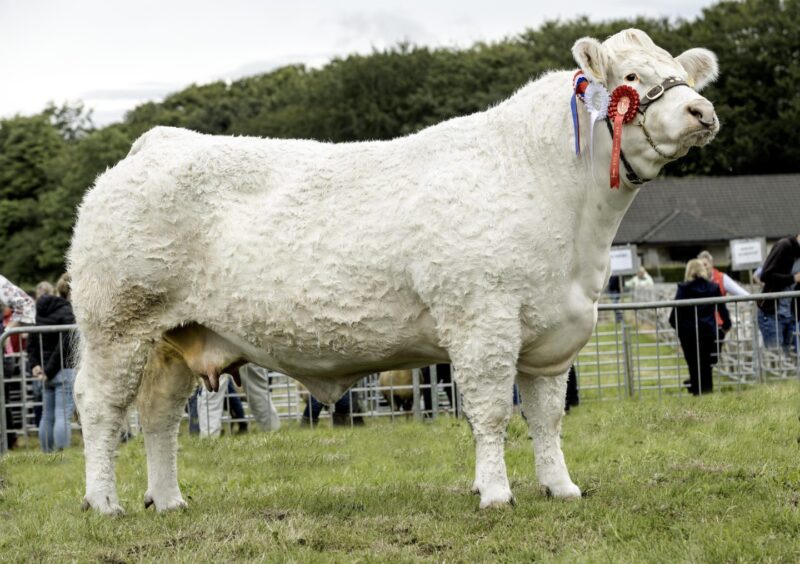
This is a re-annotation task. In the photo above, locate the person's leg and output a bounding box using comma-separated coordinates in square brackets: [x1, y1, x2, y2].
[32, 378, 43, 427]
[186, 387, 200, 435]
[332, 390, 351, 425]
[757, 310, 779, 349]
[39, 378, 56, 452]
[53, 369, 76, 449]
[779, 316, 794, 355]
[438, 364, 455, 411]
[198, 374, 229, 437]
[240, 364, 281, 432]
[225, 378, 247, 432]
[679, 333, 701, 395]
[698, 336, 714, 394]
[420, 367, 432, 413]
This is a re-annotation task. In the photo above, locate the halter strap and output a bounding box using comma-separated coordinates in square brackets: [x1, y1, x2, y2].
[637, 77, 690, 114]
[604, 118, 646, 185]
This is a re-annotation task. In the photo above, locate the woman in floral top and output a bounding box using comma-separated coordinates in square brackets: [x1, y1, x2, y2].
[0, 275, 35, 328]
[1, 274, 35, 450]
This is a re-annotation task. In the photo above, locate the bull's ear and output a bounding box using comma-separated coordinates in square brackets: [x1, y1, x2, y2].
[676, 48, 718, 91]
[572, 37, 610, 84]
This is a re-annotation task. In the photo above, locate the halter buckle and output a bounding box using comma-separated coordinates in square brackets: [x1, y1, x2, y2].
[645, 84, 665, 102]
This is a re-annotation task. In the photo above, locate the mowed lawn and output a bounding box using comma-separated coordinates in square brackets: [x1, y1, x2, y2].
[2, 383, 799, 563]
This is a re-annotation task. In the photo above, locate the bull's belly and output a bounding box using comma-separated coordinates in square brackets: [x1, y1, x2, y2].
[216, 324, 448, 379]
[162, 298, 448, 398]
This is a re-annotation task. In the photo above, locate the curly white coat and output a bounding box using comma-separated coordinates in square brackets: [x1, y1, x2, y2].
[69, 29, 719, 514]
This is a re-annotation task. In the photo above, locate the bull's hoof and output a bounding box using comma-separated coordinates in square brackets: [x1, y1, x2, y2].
[478, 484, 515, 509]
[143, 491, 188, 512]
[81, 493, 125, 516]
[540, 481, 582, 499]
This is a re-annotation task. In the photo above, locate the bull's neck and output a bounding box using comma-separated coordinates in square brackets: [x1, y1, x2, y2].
[573, 171, 638, 300]
[496, 72, 641, 300]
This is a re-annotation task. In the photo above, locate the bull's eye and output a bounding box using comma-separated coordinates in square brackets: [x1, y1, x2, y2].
[625, 73, 639, 82]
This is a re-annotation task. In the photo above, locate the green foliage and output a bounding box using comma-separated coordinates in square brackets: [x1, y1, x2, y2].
[1, 0, 798, 285]
[0, 114, 67, 284]
[1, 383, 798, 561]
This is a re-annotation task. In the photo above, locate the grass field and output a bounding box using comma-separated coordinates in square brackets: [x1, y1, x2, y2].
[1, 382, 799, 563]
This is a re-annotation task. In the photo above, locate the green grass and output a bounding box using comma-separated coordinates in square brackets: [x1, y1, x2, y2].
[2, 382, 800, 562]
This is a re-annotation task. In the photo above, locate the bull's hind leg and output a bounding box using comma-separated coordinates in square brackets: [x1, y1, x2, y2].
[445, 302, 521, 509]
[137, 344, 197, 512]
[517, 371, 581, 498]
[74, 338, 151, 515]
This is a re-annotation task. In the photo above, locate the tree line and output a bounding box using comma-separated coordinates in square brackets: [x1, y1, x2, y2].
[1, 0, 797, 285]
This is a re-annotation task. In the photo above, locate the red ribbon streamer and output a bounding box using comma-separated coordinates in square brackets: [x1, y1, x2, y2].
[607, 85, 640, 189]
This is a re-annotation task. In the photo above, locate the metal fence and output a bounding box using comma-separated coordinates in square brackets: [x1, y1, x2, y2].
[2, 290, 798, 453]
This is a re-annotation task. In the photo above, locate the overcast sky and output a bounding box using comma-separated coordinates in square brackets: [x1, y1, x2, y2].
[1, 0, 717, 125]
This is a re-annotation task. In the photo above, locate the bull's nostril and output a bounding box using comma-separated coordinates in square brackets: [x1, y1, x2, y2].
[688, 106, 714, 128]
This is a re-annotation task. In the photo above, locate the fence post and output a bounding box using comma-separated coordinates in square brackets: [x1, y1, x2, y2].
[0, 331, 7, 455]
[430, 364, 439, 420]
[622, 322, 635, 398]
[752, 305, 764, 383]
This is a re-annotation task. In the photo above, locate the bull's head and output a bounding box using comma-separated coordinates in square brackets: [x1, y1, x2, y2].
[572, 28, 719, 183]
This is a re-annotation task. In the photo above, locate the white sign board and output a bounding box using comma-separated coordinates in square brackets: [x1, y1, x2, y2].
[609, 245, 639, 276]
[730, 238, 766, 271]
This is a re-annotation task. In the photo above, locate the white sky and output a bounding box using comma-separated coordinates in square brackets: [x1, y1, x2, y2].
[0, 0, 716, 125]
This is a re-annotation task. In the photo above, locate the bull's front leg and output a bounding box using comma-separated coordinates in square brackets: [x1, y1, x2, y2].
[447, 304, 521, 509]
[516, 371, 581, 498]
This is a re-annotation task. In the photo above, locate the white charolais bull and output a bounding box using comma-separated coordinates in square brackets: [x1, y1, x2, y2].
[70, 29, 718, 514]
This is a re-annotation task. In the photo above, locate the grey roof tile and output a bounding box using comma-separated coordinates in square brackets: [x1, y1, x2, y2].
[615, 174, 800, 244]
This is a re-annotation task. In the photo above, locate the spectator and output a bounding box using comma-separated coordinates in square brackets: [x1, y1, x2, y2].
[1, 275, 35, 450]
[755, 234, 800, 354]
[607, 275, 623, 321]
[624, 267, 655, 301]
[697, 251, 750, 296]
[0, 274, 35, 330]
[197, 363, 281, 437]
[302, 386, 365, 427]
[421, 364, 457, 416]
[697, 251, 747, 363]
[669, 260, 731, 396]
[28, 273, 77, 452]
[625, 266, 654, 288]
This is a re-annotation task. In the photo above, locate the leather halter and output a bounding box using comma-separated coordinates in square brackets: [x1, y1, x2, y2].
[608, 76, 691, 186]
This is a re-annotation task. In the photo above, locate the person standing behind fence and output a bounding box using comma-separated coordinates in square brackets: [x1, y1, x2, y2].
[1, 274, 36, 450]
[624, 267, 655, 301]
[28, 273, 77, 452]
[755, 234, 800, 354]
[697, 251, 750, 297]
[697, 251, 749, 363]
[669, 260, 731, 396]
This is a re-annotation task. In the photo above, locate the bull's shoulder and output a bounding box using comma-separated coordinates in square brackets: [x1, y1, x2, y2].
[128, 126, 199, 157]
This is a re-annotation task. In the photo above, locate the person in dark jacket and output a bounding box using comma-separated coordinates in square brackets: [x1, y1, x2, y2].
[756, 234, 800, 353]
[28, 273, 77, 452]
[669, 260, 731, 396]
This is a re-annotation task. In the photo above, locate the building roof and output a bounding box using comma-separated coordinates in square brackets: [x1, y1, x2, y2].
[615, 174, 800, 245]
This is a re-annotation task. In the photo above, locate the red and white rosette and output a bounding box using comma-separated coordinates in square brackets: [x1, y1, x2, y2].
[606, 85, 640, 189]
